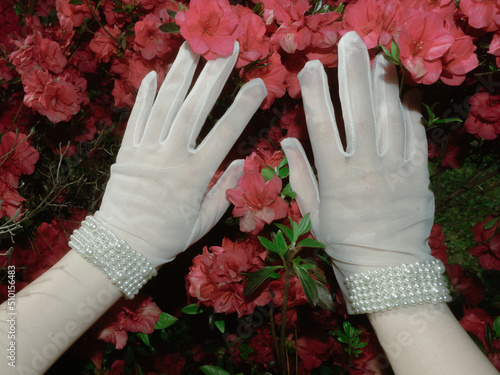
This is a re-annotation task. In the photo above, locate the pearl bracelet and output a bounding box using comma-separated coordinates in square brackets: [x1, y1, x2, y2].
[344, 259, 452, 314]
[69, 216, 157, 299]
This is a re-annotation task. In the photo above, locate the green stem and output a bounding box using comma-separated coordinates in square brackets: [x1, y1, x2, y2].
[269, 304, 281, 369]
[280, 262, 292, 375]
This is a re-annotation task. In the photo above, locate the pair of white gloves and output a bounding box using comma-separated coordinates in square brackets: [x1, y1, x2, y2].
[95, 32, 436, 313]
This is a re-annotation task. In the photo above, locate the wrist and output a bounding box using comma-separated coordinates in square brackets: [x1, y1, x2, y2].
[334, 258, 451, 315]
[70, 215, 158, 299]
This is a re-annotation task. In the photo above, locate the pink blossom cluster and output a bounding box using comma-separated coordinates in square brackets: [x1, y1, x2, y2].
[0, 132, 39, 219]
[470, 215, 500, 271]
[97, 295, 162, 350]
[186, 237, 272, 316]
[465, 92, 500, 140]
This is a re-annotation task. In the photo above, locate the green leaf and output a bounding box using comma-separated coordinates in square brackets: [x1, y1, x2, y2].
[214, 319, 225, 334]
[494, 316, 500, 338]
[167, 9, 177, 18]
[390, 41, 400, 62]
[182, 304, 204, 315]
[358, 341, 368, 349]
[258, 236, 277, 253]
[275, 223, 293, 243]
[200, 365, 232, 375]
[277, 166, 289, 178]
[155, 312, 178, 329]
[298, 238, 326, 248]
[297, 213, 312, 237]
[159, 22, 180, 33]
[261, 167, 275, 181]
[244, 266, 283, 296]
[275, 230, 288, 256]
[281, 183, 297, 199]
[294, 264, 319, 306]
[14, 4, 22, 16]
[335, 335, 348, 344]
[314, 279, 335, 311]
[432, 117, 463, 124]
[252, 2, 263, 14]
[136, 332, 150, 347]
[484, 218, 498, 231]
[278, 156, 288, 169]
[69, 0, 84, 4]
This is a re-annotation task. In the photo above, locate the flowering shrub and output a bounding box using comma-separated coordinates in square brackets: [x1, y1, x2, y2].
[1, 0, 500, 374]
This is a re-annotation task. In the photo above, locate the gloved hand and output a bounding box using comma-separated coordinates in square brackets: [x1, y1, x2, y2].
[95, 42, 267, 267]
[281, 32, 446, 314]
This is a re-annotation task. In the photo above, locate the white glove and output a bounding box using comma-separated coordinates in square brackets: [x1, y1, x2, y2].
[281, 32, 445, 314]
[95, 42, 267, 267]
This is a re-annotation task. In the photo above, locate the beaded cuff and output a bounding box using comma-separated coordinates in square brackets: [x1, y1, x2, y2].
[69, 216, 157, 299]
[344, 259, 452, 314]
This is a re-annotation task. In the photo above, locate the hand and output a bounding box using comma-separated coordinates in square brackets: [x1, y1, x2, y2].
[281, 32, 437, 313]
[95, 42, 267, 267]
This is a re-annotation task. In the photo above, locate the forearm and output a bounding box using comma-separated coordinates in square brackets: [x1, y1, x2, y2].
[0, 250, 122, 374]
[368, 303, 498, 375]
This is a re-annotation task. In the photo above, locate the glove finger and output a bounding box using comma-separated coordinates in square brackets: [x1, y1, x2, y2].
[140, 42, 200, 145]
[402, 89, 430, 180]
[402, 89, 426, 159]
[297, 60, 346, 190]
[338, 31, 378, 163]
[372, 53, 405, 161]
[281, 137, 320, 232]
[194, 78, 267, 170]
[187, 159, 245, 246]
[165, 41, 240, 154]
[121, 71, 157, 148]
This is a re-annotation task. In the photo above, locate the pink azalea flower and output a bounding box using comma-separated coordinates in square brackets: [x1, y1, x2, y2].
[429, 224, 449, 264]
[406, 0, 456, 20]
[89, 24, 121, 63]
[244, 148, 284, 173]
[226, 170, 288, 235]
[9, 33, 67, 75]
[488, 31, 500, 69]
[234, 6, 271, 68]
[261, 0, 311, 25]
[248, 327, 275, 366]
[134, 14, 171, 60]
[0, 132, 39, 217]
[97, 295, 162, 349]
[342, 0, 406, 49]
[445, 263, 484, 306]
[470, 236, 500, 271]
[296, 334, 335, 371]
[440, 22, 478, 86]
[22, 69, 86, 123]
[460, 0, 500, 32]
[265, 0, 312, 54]
[460, 307, 494, 347]
[55, 0, 92, 29]
[175, 0, 239, 60]
[271, 22, 312, 54]
[306, 11, 342, 49]
[241, 52, 287, 109]
[186, 238, 271, 316]
[397, 12, 454, 84]
[464, 92, 500, 140]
